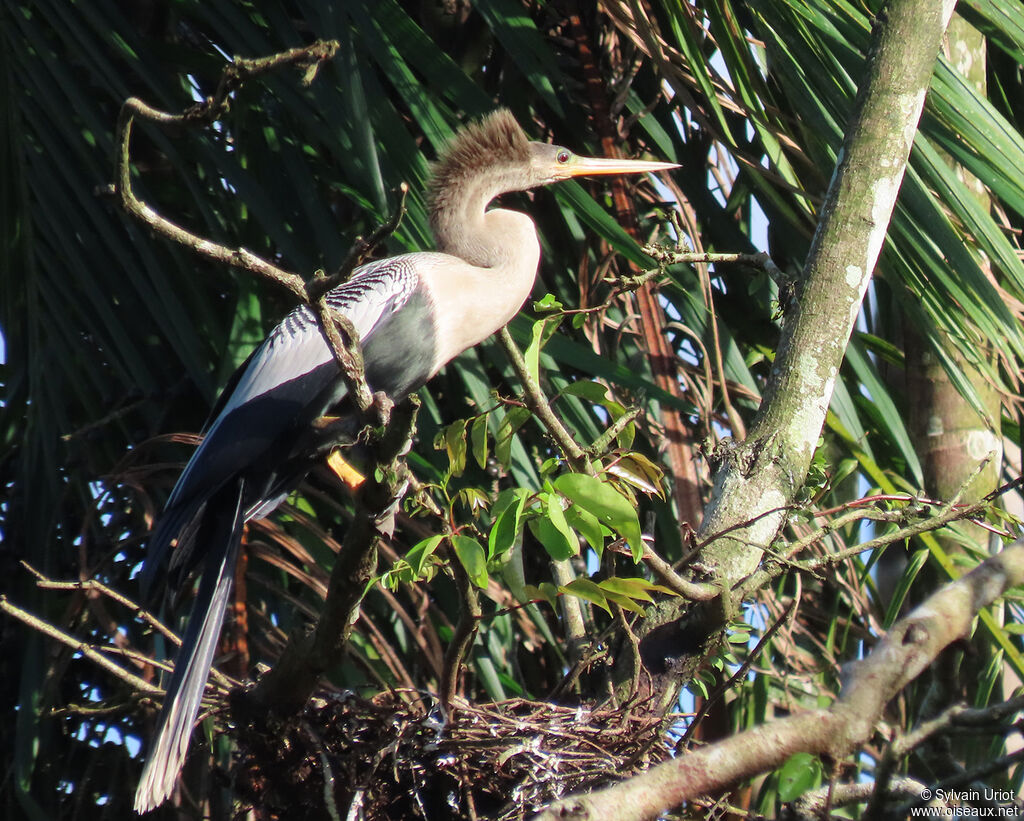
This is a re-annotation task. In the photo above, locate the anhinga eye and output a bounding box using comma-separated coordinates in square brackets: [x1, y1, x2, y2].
[556, 149, 571, 164]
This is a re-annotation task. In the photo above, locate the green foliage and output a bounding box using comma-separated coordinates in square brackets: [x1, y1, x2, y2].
[776, 753, 823, 802]
[553, 473, 644, 560]
[5, 0, 1024, 818]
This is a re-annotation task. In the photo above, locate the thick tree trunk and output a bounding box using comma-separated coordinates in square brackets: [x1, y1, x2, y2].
[698, 0, 958, 590]
[905, 16, 1002, 556]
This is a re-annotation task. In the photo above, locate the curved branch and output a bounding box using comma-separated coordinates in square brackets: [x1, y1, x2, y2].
[532, 540, 1024, 821]
[108, 39, 399, 418]
[696, 0, 957, 587]
[109, 40, 415, 723]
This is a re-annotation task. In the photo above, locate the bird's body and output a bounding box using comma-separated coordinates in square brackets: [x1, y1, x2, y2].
[134, 109, 674, 813]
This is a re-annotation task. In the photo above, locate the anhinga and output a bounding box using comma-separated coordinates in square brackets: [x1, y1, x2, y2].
[133, 109, 675, 813]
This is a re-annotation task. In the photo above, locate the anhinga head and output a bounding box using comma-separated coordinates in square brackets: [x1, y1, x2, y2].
[427, 109, 677, 260]
[525, 140, 679, 185]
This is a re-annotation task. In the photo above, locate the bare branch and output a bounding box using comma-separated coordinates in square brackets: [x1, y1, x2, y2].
[108, 38, 406, 423]
[531, 540, 1024, 821]
[0, 594, 162, 696]
[112, 96, 308, 300]
[497, 327, 590, 472]
[791, 777, 929, 819]
[105, 39, 420, 735]
[736, 455, 1003, 599]
[19, 565, 239, 692]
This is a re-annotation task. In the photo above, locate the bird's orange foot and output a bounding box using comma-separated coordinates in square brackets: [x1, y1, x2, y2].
[327, 449, 366, 490]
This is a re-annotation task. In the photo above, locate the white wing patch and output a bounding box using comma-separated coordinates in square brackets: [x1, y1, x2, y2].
[168, 257, 420, 507]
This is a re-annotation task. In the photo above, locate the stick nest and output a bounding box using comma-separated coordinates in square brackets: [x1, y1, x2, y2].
[232, 688, 670, 820]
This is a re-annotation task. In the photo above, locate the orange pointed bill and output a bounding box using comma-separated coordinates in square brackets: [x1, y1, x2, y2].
[563, 155, 678, 178]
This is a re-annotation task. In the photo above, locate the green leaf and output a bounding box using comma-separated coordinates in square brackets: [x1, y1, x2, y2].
[488, 487, 530, 560]
[599, 589, 646, 614]
[561, 380, 609, 403]
[495, 406, 531, 467]
[443, 419, 467, 476]
[553, 473, 643, 560]
[452, 534, 488, 589]
[528, 493, 578, 561]
[560, 578, 611, 614]
[883, 548, 929, 628]
[533, 293, 563, 312]
[615, 419, 636, 450]
[522, 582, 560, 611]
[457, 486, 490, 513]
[598, 576, 676, 601]
[523, 315, 563, 388]
[470, 414, 489, 469]
[524, 317, 546, 389]
[474, 0, 567, 117]
[406, 534, 445, 579]
[564, 503, 606, 557]
[776, 753, 822, 802]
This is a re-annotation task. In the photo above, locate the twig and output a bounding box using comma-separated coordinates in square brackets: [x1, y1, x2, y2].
[736, 456, 1005, 599]
[793, 777, 929, 819]
[441, 544, 482, 707]
[312, 305, 374, 414]
[895, 748, 1024, 817]
[310, 183, 410, 300]
[497, 327, 590, 473]
[639, 245, 789, 290]
[533, 540, 1024, 821]
[606, 541, 719, 601]
[22, 563, 178, 644]
[866, 694, 1024, 818]
[20, 564, 239, 692]
[0, 595, 161, 696]
[640, 546, 719, 601]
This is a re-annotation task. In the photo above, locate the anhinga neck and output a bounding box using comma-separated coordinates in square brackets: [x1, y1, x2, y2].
[420, 169, 541, 372]
[430, 165, 533, 268]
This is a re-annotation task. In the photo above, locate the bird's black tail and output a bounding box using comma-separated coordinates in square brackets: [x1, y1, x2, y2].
[133, 481, 246, 814]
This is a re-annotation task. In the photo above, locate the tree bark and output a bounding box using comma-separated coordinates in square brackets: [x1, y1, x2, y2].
[905, 16, 1002, 556]
[533, 540, 1024, 821]
[697, 0, 958, 587]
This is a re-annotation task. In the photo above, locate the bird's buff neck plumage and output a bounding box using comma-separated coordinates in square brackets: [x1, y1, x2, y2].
[427, 110, 537, 268]
[418, 111, 543, 368]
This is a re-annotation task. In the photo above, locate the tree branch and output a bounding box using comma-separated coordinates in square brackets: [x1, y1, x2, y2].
[496, 326, 590, 660]
[696, 0, 958, 591]
[497, 327, 590, 473]
[108, 39, 403, 418]
[0, 594, 162, 697]
[108, 41, 417, 722]
[736, 456, 1004, 598]
[244, 399, 419, 716]
[532, 540, 1024, 821]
